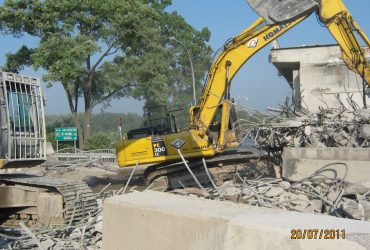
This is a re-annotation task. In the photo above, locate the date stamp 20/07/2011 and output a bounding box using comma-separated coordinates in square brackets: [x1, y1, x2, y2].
[291, 229, 346, 240]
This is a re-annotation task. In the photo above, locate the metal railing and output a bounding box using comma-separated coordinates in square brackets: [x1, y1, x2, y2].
[55, 147, 116, 163]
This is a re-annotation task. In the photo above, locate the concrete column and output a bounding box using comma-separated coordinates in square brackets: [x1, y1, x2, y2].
[292, 70, 301, 110]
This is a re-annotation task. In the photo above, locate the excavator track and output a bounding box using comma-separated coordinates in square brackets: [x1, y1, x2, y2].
[144, 149, 265, 190]
[0, 175, 97, 226]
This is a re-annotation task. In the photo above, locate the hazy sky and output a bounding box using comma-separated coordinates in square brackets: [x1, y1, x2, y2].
[0, 0, 369, 115]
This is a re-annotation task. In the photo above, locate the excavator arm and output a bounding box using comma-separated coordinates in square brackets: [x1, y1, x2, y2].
[319, 0, 370, 87]
[193, 0, 370, 137]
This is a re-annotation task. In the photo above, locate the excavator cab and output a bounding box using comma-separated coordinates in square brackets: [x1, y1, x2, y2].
[127, 105, 172, 140]
[127, 105, 189, 140]
[246, 0, 319, 25]
[0, 72, 46, 168]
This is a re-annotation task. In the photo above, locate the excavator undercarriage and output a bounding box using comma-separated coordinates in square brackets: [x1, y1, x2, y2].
[143, 148, 265, 190]
[0, 175, 96, 226]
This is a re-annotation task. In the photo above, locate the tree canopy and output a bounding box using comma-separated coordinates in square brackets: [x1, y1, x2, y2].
[0, 0, 212, 148]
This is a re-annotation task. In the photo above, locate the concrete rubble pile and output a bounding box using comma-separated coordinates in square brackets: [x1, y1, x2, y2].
[0, 160, 141, 250]
[0, 199, 104, 249]
[171, 164, 370, 221]
[245, 108, 370, 152]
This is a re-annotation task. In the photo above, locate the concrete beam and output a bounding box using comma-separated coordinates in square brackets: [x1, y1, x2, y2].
[270, 45, 370, 65]
[103, 191, 370, 250]
[283, 148, 370, 183]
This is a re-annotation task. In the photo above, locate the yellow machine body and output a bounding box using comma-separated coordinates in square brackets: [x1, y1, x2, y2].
[116, 101, 238, 167]
[117, 130, 215, 167]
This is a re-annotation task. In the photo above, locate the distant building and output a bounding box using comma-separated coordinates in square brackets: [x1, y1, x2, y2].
[270, 44, 370, 112]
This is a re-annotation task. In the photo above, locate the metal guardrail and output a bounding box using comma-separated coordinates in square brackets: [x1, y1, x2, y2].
[55, 148, 116, 163]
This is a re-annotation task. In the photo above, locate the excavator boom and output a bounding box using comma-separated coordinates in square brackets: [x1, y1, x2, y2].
[194, 16, 307, 134]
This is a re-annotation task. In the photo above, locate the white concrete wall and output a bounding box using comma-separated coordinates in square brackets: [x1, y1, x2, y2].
[103, 191, 370, 250]
[300, 63, 365, 111]
[282, 147, 370, 183]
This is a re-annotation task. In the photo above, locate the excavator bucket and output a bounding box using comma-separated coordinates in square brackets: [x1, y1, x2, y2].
[246, 0, 319, 25]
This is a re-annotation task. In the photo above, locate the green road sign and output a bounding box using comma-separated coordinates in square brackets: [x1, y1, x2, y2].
[55, 127, 78, 141]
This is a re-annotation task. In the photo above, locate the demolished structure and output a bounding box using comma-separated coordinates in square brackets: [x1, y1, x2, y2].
[270, 45, 370, 112]
[2, 0, 370, 249]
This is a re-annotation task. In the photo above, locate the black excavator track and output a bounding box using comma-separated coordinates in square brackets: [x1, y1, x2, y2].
[143, 149, 265, 190]
[0, 175, 97, 225]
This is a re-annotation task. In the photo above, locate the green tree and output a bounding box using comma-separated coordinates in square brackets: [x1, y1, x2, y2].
[0, 0, 212, 148]
[130, 11, 212, 110]
[84, 132, 116, 150]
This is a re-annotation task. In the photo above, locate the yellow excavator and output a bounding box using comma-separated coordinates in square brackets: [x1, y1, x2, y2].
[116, 0, 370, 187]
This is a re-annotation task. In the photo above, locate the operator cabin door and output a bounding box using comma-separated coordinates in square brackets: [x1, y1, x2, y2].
[0, 72, 46, 165]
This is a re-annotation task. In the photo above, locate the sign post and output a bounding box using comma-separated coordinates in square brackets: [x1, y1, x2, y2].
[55, 127, 78, 153]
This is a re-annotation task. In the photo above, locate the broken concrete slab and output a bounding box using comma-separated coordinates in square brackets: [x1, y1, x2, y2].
[94, 214, 103, 233]
[264, 186, 285, 197]
[341, 199, 366, 221]
[310, 199, 323, 213]
[103, 191, 370, 250]
[343, 181, 370, 195]
[327, 190, 340, 203]
[282, 148, 370, 183]
[171, 188, 210, 198]
[40, 239, 55, 249]
[361, 201, 370, 221]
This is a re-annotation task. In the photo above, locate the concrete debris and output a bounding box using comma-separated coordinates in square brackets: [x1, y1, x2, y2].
[264, 186, 285, 197]
[343, 181, 370, 196]
[171, 187, 211, 198]
[289, 193, 311, 207]
[219, 181, 243, 196]
[243, 108, 370, 160]
[2, 198, 105, 249]
[40, 238, 55, 249]
[361, 124, 370, 138]
[171, 162, 370, 221]
[94, 214, 103, 234]
[361, 201, 370, 220]
[0, 165, 144, 250]
[310, 199, 324, 212]
[341, 199, 365, 220]
[70, 228, 83, 239]
[327, 190, 340, 203]
[280, 181, 291, 189]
